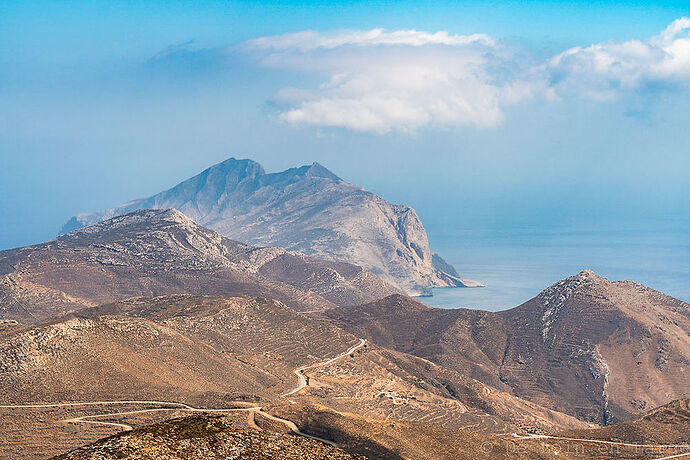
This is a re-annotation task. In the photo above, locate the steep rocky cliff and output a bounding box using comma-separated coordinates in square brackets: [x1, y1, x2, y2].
[62, 158, 479, 295]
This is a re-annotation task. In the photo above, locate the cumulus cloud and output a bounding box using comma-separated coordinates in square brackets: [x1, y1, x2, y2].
[547, 17, 690, 100]
[148, 19, 690, 133]
[245, 29, 535, 133]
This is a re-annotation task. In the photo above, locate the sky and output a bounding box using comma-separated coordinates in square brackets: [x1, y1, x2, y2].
[1, 0, 689, 252]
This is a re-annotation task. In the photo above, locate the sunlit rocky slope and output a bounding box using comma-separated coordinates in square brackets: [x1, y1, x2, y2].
[325, 271, 690, 424]
[62, 158, 479, 295]
[1, 209, 398, 323]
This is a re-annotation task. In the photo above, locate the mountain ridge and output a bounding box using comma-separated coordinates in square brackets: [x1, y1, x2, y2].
[324, 270, 690, 424]
[2, 209, 399, 323]
[62, 157, 480, 295]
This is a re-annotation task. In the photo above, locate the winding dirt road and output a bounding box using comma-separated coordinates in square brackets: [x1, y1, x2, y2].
[512, 433, 690, 459]
[655, 453, 690, 460]
[512, 433, 690, 450]
[0, 338, 367, 449]
[283, 338, 366, 397]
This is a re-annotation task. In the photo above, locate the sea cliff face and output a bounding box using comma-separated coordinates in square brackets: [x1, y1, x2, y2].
[62, 157, 477, 295]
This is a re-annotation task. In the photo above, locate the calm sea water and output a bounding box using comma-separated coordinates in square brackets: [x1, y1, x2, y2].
[420, 227, 690, 312]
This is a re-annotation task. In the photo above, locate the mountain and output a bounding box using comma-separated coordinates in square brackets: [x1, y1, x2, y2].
[0, 293, 586, 459]
[0, 209, 398, 324]
[270, 404, 583, 460]
[0, 295, 368, 407]
[74, 295, 363, 391]
[324, 271, 690, 424]
[70, 296, 585, 436]
[62, 157, 480, 295]
[0, 294, 364, 458]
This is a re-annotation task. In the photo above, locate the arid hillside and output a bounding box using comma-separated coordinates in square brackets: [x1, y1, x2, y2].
[75, 295, 362, 387]
[71, 295, 585, 435]
[561, 398, 690, 445]
[325, 271, 690, 424]
[0, 209, 398, 324]
[53, 414, 363, 460]
[0, 295, 361, 406]
[0, 293, 588, 459]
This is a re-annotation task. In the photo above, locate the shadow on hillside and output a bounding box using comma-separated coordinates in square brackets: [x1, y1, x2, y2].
[298, 423, 405, 460]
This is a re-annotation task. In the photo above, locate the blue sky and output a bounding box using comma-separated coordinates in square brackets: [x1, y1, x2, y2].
[1, 0, 689, 250]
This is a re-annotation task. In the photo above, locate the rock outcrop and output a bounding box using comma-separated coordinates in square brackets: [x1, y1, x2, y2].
[62, 158, 479, 295]
[54, 414, 362, 460]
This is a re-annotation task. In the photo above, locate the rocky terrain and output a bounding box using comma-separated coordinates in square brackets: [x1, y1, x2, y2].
[0, 293, 588, 459]
[268, 403, 565, 460]
[54, 401, 690, 460]
[561, 398, 690, 445]
[325, 271, 690, 424]
[74, 295, 362, 388]
[62, 158, 479, 295]
[53, 414, 362, 459]
[0, 295, 362, 407]
[1, 209, 688, 459]
[284, 340, 586, 435]
[1, 209, 398, 323]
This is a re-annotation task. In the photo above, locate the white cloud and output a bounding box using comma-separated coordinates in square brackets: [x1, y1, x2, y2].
[245, 29, 495, 51]
[235, 18, 690, 133]
[548, 17, 690, 99]
[245, 29, 532, 133]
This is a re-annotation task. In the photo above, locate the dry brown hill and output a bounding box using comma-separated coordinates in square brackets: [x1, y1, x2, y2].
[267, 403, 573, 460]
[561, 398, 690, 445]
[0, 295, 361, 406]
[71, 295, 584, 436]
[75, 295, 362, 388]
[0, 294, 587, 459]
[287, 340, 586, 435]
[53, 414, 362, 459]
[0, 312, 273, 406]
[325, 271, 690, 424]
[0, 209, 398, 324]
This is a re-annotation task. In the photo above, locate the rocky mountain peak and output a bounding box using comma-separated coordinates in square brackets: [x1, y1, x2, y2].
[539, 270, 607, 299]
[534, 269, 610, 343]
[304, 161, 342, 180]
[212, 157, 265, 177]
[576, 269, 604, 281]
[64, 208, 199, 238]
[61, 158, 477, 294]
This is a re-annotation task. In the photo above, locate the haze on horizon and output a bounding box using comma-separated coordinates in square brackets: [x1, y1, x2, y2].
[1, 0, 689, 252]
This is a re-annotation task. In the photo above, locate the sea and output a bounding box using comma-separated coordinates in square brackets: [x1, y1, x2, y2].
[420, 226, 690, 312]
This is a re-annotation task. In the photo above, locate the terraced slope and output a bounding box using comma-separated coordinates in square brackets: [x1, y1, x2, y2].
[0, 209, 398, 324]
[269, 403, 574, 460]
[561, 399, 690, 445]
[289, 342, 586, 435]
[73, 295, 585, 434]
[76, 295, 361, 389]
[0, 295, 363, 405]
[0, 314, 276, 406]
[1, 293, 590, 459]
[0, 294, 365, 458]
